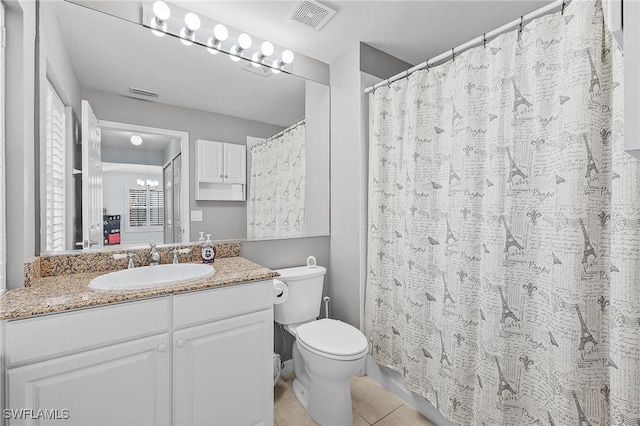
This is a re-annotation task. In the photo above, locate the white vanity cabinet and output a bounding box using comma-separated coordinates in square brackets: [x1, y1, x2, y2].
[172, 281, 274, 426]
[4, 298, 171, 426]
[3, 280, 274, 426]
[196, 140, 246, 201]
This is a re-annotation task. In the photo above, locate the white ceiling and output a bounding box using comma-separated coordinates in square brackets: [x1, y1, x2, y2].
[101, 128, 179, 152]
[175, 1, 550, 66]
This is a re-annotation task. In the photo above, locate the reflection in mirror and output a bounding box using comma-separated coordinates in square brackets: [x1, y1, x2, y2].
[38, 0, 329, 254]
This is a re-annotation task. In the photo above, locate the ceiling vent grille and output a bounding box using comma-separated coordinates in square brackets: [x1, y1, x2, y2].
[242, 63, 272, 78]
[129, 87, 159, 98]
[288, 0, 336, 31]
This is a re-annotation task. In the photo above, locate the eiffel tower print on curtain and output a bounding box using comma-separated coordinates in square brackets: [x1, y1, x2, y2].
[572, 391, 593, 426]
[585, 48, 600, 99]
[495, 356, 516, 398]
[575, 305, 597, 353]
[505, 147, 528, 183]
[578, 218, 596, 268]
[511, 78, 533, 116]
[583, 135, 598, 179]
[500, 215, 524, 254]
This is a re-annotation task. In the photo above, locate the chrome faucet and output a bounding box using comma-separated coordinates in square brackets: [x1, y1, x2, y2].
[171, 248, 192, 264]
[113, 253, 135, 269]
[149, 242, 160, 266]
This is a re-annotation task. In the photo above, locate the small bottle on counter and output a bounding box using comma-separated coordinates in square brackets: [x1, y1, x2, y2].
[201, 233, 216, 264]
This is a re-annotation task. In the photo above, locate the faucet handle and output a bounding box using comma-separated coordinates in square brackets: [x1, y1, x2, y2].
[171, 248, 191, 264]
[150, 241, 157, 250]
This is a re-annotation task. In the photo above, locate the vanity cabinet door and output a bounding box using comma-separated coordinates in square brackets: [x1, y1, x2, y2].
[6, 334, 171, 426]
[197, 140, 224, 183]
[224, 143, 246, 184]
[173, 309, 273, 426]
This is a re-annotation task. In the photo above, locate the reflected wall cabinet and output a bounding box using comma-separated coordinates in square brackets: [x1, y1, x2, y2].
[196, 140, 246, 201]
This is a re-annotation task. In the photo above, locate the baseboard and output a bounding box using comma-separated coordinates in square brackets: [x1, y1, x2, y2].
[281, 359, 294, 375]
[365, 355, 454, 426]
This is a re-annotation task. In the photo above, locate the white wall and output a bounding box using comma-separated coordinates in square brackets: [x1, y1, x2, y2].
[6, 0, 36, 289]
[329, 45, 363, 328]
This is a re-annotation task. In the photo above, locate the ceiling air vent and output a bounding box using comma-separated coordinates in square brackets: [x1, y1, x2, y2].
[288, 0, 336, 31]
[129, 87, 159, 98]
[243, 62, 272, 78]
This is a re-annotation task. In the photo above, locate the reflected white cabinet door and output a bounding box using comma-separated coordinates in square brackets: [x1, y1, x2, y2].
[197, 140, 224, 183]
[7, 334, 171, 426]
[224, 143, 246, 184]
[173, 309, 273, 426]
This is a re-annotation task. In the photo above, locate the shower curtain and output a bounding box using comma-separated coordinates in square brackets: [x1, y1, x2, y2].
[366, 1, 639, 425]
[247, 122, 305, 239]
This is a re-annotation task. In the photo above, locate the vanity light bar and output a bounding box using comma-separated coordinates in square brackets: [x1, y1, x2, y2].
[143, 1, 294, 73]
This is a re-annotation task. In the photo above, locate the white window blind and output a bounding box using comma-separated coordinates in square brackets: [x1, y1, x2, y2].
[44, 81, 66, 252]
[126, 186, 164, 231]
[0, 3, 6, 291]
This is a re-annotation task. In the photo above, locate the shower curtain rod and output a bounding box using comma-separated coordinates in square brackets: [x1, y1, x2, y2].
[269, 119, 305, 140]
[252, 119, 306, 149]
[364, 0, 569, 94]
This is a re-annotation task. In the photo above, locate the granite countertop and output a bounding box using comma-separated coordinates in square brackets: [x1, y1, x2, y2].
[0, 257, 279, 320]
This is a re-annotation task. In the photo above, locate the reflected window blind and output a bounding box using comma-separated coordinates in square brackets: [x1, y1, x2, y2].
[0, 4, 6, 290]
[45, 81, 66, 252]
[127, 186, 163, 230]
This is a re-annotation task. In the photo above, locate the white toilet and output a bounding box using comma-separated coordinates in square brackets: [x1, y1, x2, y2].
[274, 265, 368, 426]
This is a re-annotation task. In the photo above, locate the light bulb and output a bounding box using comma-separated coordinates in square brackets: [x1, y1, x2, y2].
[207, 38, 220, 55]
[137, 179, 145, 187]
[238, 33, 252, 50]
[152, 1, 171, 22]
[261, 41, 274, 57]
[271, 58, 281, 74]
[213, 24, 229, 41]
[184, 13, 201, 32]
[150, 1, 170, 37]
[229, 45, 241, 61]
[281, 49, 295, 64]
[180, 28, 194, 46]
[251, 52, 262, 67]
[130, 135, 143, 146]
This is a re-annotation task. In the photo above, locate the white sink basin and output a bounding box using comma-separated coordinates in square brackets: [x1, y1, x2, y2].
[89, 263, 215, 291]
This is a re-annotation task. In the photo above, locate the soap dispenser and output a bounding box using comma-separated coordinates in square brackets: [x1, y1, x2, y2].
[201, 233, 216, 264]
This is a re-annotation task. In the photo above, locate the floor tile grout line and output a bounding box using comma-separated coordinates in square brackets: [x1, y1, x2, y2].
[370, 403, 406, 426]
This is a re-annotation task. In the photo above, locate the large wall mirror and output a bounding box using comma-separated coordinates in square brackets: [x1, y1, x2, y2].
[38, 0, 329, 254]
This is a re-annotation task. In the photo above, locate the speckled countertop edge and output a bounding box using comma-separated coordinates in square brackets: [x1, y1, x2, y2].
[1, 257, 279, 320]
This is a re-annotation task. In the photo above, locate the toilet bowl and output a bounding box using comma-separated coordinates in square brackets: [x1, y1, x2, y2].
[286, 319, 368, 426]
[273, 265, 369, 426]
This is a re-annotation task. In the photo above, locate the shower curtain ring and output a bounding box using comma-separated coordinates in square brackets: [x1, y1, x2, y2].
[451, 47, 455, 62]
[483, 33, 487, 48]
[386, 78, 391, 88]
[425, 61, 431, 72]
[561, 0, 566, 15]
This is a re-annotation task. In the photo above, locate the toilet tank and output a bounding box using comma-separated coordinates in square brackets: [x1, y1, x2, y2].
[273, 265, 327, 325]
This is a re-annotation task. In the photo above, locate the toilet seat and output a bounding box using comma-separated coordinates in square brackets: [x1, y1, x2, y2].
[296, 319, 369, 361]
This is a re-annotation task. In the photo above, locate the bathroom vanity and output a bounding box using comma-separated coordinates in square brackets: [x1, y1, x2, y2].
[0, 247, 276, 426]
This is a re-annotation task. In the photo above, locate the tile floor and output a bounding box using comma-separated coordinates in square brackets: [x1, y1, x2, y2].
[274, 372, 436, 426]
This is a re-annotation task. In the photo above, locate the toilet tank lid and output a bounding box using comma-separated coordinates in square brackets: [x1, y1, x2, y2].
[274, 265, 326, 281]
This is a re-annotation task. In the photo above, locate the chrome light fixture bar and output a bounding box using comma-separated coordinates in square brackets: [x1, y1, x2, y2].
[142, 1, 295, 73]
